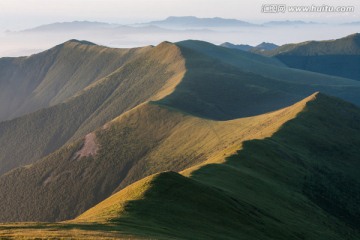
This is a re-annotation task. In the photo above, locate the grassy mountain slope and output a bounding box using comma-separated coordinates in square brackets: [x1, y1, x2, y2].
[177, 39, 360, 85]
[155, 40, 360, 120]
[269, 33, 360, 56]
[0, 40, 148, 121]
[0, 94, 311, 222]
[2, 38, 360, 227]
[53, 93, 359, 239]
[0, 41, 185, 175]
[266, 33, 360, 81]
[5, 38, 360, 177]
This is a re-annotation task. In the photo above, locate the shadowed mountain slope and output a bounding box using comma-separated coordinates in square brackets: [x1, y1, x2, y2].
[69, 93, 360, 239]
[156, 40, 360, 120]
[0, 40, 150, 121]
[177, 39, 360, 86]
[0, 41, 185, 175]
[0, 37, 360, 239]
[0, 92, 319, 222]
[2, 39, 360, 225]
[3, 39, 360, 179]
[265, 33, 360, 81]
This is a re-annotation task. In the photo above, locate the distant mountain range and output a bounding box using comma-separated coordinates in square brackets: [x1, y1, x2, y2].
[3, 17, 358, 58]
[1, 34, 360, 239]
[221, 42, 279, 52]
[262, 20, 321, 26]
[140, 16, 256, 28]
[14, 17, 344, 33]
[22, 21, 120, 32]
[342, 21, 360, 26]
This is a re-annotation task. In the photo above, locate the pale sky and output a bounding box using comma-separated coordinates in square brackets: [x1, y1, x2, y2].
[0, 0, 359, 30]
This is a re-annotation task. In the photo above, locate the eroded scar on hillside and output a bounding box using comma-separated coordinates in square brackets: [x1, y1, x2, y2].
[75, 132, 99, 159]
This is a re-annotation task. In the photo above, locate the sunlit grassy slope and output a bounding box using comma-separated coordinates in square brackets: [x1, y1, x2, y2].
[71, 94, 360, 239]
[0, 92, 310, 222]
[70, 93, 360, 239]
[2, 93, 359, 239]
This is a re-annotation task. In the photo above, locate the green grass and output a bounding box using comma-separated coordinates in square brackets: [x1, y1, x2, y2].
[1, 93, 360, 239]
[0, 91, 316, 223]
[0, 41, 185, 176]
[70, 93, 360, 239]
[1, 38, 360, 239]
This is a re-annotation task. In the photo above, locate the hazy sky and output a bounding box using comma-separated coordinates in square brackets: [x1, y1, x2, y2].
[0, 0, 359, 30]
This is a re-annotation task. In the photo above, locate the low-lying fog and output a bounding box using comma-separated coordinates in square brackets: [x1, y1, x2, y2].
[1, 23, 359, 57]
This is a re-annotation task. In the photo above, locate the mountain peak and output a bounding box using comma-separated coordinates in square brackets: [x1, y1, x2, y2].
[75, 171, 182, 222]
[345, 32, 360, 43]
[64, 39, 97, 46]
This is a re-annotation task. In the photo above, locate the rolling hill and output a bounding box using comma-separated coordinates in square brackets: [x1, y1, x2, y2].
[1, 93, 360, 239]
[0, 37, 360, 239]
[265, 33, 360, 81]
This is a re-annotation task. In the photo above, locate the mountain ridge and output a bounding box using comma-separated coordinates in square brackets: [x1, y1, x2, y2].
[0, 34, 360, 239]
[66, 92, 360, 239]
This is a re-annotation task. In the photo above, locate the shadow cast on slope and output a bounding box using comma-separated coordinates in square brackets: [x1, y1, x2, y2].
[189, 93, 360, 235]
[157, 43, 360, 120]
[156, 45, 307, 120]
[89, 94, 360, 240]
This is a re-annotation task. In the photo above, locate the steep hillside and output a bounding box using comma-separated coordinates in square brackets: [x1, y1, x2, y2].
[266, 33, 360, 81]
[0, 41, 186, 175]
[3, 38, 360, 179]
[69, 93, 360, 239]
[157, 40, 360, 120]
[269, 33, 360, 56]
[177, 39, 360, 86]
[0, 40, 149, 121]
[2, 38, 360, 224]
[0, 92, 318, 222]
